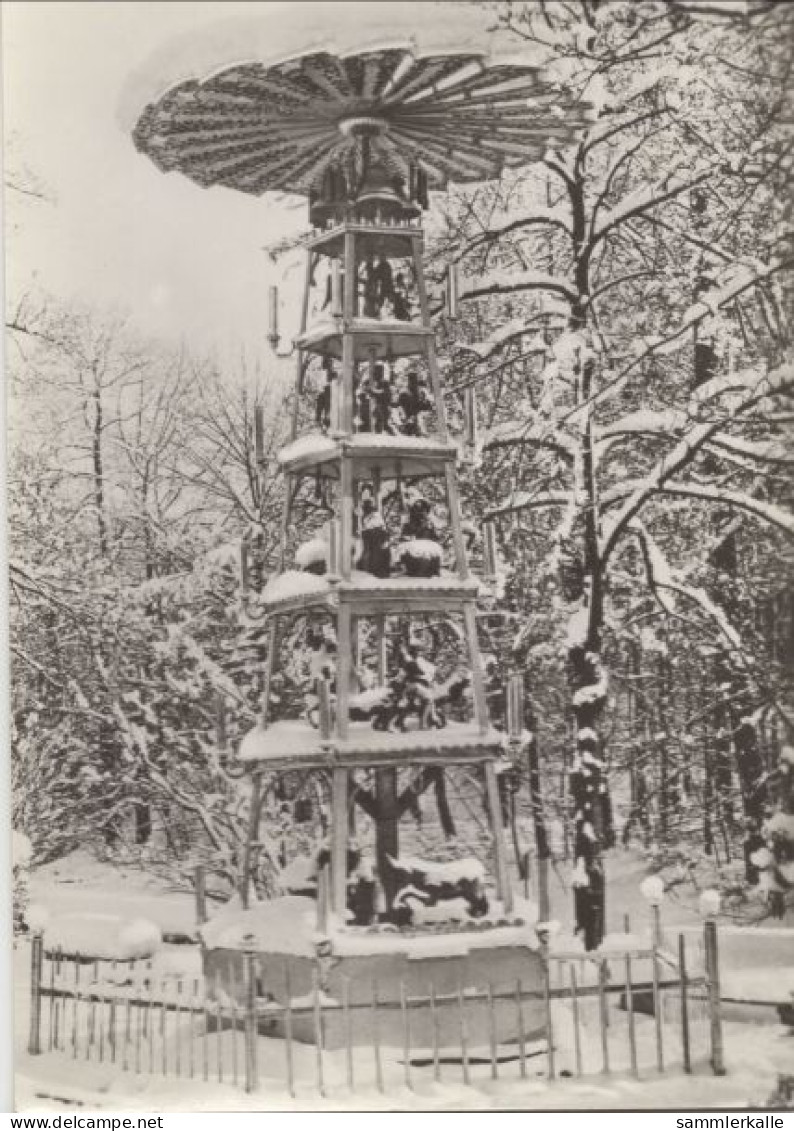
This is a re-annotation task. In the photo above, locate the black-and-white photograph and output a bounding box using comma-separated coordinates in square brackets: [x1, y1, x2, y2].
[4, 0, 793, 1115]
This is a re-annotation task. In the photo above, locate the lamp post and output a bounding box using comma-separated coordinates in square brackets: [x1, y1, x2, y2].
[640, 874, 665, 949]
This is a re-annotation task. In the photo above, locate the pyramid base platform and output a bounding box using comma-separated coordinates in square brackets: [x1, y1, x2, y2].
[203, 911, 546, 1050]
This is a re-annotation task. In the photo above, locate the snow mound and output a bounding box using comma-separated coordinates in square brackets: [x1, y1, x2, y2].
[263, 569, 328, 603]
[200, 895, 319, 955]
[278, 855, 317, 892]
[278, 433, 337, 466]
[389, 854, 486, 885]
[294, 538, 328, 569]
[398, 538, 442, 561]
[43, 912, 162, 959]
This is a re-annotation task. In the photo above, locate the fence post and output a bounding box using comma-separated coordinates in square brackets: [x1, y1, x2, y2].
[28, 932, 44, 1055]
[244, 949, 258, 1093]
[704, 919, 726, 1076]
[678, 933, 691, 1074]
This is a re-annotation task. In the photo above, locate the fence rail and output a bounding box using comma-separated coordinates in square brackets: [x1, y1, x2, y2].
[27, 928, 721, 1098]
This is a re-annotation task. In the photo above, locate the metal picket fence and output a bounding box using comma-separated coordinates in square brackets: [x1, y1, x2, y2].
[27, 925, 724, 1098]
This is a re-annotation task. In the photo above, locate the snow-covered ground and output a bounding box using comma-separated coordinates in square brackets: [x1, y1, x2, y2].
[14, 849, 794, 1111]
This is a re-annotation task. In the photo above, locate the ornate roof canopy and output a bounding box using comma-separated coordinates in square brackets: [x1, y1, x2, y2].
[129, 32, 591, 197]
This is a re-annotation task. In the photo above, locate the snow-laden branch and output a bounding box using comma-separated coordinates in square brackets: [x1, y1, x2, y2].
[581, 107, 670, 156]
[632, 521, 742, 651]
[597, 409, 794, 465]
[599, 360, 794, 561]
[459, 269, 577, 305]
[592, 164, 714, 246]
[654, 482, 794, 537]
[481, 410, 579, 461]
[456, 321, 541, 362]
[485, 491, 570, 519]
[565, 259, 793, 423]
[454, 207, 572, 257]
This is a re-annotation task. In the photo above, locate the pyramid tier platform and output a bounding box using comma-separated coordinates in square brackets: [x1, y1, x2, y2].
[305, 222, 423, 259]
[278, 432, 456, 480]
[239, 718, 504, 770]
[296, 317, 434, 361]
[260, 569, 480, 617]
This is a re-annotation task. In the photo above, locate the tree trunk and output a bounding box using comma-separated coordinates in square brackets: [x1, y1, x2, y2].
[91, 382, 107, 557]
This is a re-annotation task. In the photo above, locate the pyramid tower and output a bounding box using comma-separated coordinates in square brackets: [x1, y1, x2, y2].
[241, 160, 513, 920]
[127, 23, 591, 987]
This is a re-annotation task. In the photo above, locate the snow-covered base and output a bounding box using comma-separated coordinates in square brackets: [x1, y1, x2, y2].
[200, 895, 318, 955]
[198, 893, 539, 959]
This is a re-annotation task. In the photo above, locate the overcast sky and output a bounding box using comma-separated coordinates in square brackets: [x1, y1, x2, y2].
[3, 2, 317, 361]
[2, 0, 509, 365]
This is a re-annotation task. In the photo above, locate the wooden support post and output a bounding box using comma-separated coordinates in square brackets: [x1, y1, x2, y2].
[484, 760, 513, 914]
[278, 473, 293, 573]
[625, 953, 639, 1079]
[678, 932, 692, 1075]
[464, 385, 477, 450]
[376, 615, 388, 684]
[482, 521, 497, 581]
[542, 954, 555, 1080]
[289, 251, 315, 440]
[507, 673, 523, 741]
[444, 464, 470, 580]
[375, 767, 399, 910]
[336, 602, 353, 741]
[569, 964, 583, 1076]
[372, 979, 384, 1093]
[704, 919, 726, 1076]
[244, 949, 258, 1093]
[194, 865, 207, 926]
[341, 230, 356, 433]
[411, 236, 449, 438]
[316, 865, 329, 933]
[28, 932, 43, 1055]
[598, 958, 610, 1074]
[330, 767, 348, 919]
[652, 942, 664, 1074]
[341, 337, 355, 437]
[462, 602, 488, 733]
[331, 258, 343, 319]
[447, 260, 459, 319]
[241, 774, 262, 910]
[339, 457, 354, 582]
[283, 961, 295, 1097]
[351, 613, 360, 672]
[326, 517, 340, 579]
[259, 617, 281, 726]
[317, 678, 333, 742]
